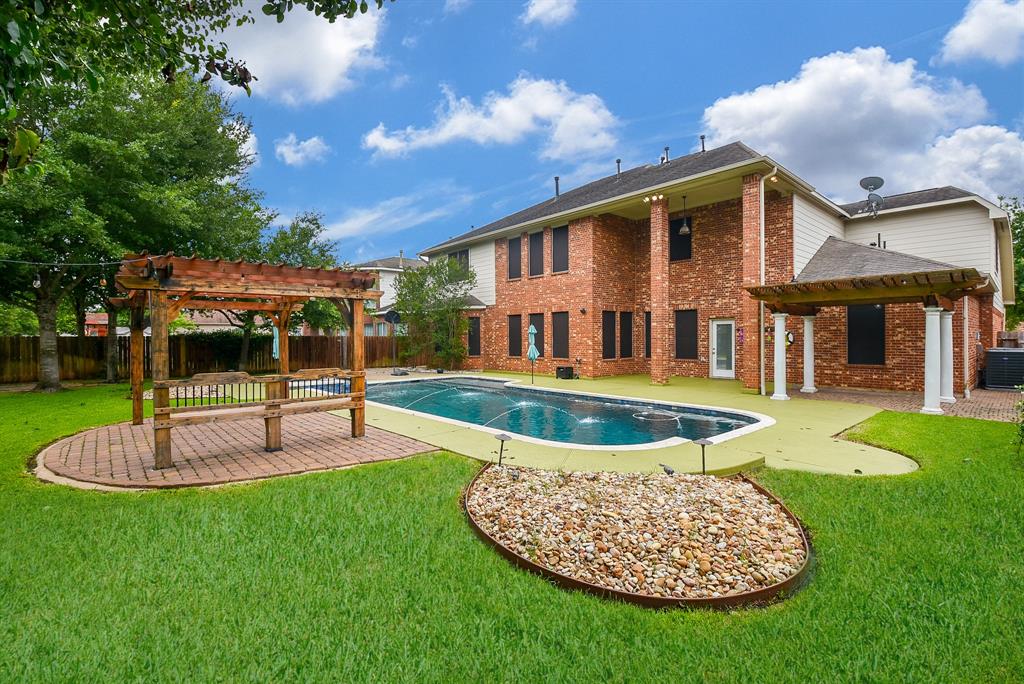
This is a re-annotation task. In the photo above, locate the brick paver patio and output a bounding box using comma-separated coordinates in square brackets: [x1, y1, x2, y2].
[38, 412, 435, 489]
[801, 387, 1018, 422]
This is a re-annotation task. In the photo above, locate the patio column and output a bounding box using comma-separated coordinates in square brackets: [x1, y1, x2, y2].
[648, 194, 670, 385]
[771, 312, 789, 400]
[940, 310, 955, 403]
[921, 306, 944, 415]
[150, 292, 173, 468]
[801, 315, 817, 393]
[130, 305, 145, 425]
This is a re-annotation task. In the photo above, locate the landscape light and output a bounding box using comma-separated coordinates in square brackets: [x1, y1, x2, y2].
[694, 438, 713, 475]
[495, 432, 512, 466]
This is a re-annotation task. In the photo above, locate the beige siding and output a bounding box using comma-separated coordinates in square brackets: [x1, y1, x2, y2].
[844, 203, 1002, 310]
[469, 240, 496, 305]
[793, 193, 845, 274]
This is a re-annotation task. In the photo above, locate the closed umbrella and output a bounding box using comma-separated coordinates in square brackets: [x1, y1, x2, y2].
[527, 324, 539, 384]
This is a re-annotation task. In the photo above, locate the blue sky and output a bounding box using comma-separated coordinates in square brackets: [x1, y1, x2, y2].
[220, 0, 1024, 263]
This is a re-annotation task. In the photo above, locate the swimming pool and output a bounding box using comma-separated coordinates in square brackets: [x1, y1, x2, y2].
[364, 377, 773, 450]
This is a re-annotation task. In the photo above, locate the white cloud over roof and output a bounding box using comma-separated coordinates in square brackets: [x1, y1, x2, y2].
[937, 0, 1024, 66]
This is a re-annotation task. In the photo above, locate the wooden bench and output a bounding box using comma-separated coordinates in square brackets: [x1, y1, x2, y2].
[152, 368, 365, 455]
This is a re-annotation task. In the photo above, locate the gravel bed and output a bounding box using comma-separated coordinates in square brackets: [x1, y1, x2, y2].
[466, 466, 807, 600]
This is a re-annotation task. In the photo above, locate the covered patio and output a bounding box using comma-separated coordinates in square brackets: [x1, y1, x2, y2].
[746, 237, 993, 414]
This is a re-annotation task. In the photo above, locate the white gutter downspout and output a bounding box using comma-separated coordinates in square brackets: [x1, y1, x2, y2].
[758, 166, 778, 396]
[963, 296, 971, 399]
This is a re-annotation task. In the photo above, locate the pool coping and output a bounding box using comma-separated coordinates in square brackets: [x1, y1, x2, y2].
[366, 374, 776, 452]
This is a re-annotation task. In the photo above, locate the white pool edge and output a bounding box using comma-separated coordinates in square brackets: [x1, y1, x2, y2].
[365, 374, 776, 452]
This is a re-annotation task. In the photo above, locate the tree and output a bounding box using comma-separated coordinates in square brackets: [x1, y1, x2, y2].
[1, 0, 390, 180]
[1002, 196, 1024, 330]
[393, 258, 475, 370]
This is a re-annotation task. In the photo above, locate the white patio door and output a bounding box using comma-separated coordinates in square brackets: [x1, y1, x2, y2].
[710, 320, 735, 379]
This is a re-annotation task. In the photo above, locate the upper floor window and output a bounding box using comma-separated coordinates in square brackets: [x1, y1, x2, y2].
[669, 217, 692, 261]
[448, 248, 469, 271]
[552, 225, 569, 273]
[507, 236, 522, 279]
[528, 231, 544, 276]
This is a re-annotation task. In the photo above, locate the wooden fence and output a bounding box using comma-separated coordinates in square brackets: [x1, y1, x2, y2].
[0, 335, 435, 384]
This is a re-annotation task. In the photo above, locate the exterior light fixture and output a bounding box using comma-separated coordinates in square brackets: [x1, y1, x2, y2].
[769, 175, 778, 183]
[32, 273, 41, 289]
[678, 196, 692, 236]
[694, 438, 713, 475]
[495, 432, 512, 466]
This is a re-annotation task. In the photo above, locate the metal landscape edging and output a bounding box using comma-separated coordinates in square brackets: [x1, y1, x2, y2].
[463, 463, 814, 610]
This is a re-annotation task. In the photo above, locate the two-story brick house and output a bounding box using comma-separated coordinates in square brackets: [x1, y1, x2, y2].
[420, 142, 1014, 414]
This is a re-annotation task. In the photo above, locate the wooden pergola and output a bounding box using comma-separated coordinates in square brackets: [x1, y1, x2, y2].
[113, 253, 381, 468]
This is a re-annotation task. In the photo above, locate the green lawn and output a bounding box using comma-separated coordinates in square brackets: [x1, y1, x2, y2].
[1, 385, 1022, 682]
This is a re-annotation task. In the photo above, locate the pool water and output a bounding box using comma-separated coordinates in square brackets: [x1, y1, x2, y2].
[364, 377, 759, 447]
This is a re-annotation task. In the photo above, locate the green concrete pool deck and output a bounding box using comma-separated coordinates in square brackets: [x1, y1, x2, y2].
[356, 373, 919, 476]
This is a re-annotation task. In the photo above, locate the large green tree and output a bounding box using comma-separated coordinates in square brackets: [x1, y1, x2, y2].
[393, 258, 475, 370]
[0, 0, 389, 179]
[1002, 196, 1024, 330]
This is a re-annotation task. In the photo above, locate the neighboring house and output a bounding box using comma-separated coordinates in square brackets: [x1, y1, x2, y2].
[354, 252, 428, 336]
[420, 141, 1013, 413]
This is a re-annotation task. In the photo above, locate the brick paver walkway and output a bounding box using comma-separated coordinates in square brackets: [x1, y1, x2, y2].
[802, 387, 1018, 422]
[39, 412, 435, 489]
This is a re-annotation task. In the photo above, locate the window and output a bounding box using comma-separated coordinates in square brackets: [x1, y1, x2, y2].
[364, 323, 374, 337]
[644, 311, 651, 358]
[528, 313, 544, 357]
[447, 248, 469, 271]
[619, 311, 634, 358]
[507, 236, 521, 279]
[507, 314, 522, 357]
[669, 217, 692, 261]
[602, 310, 616, 359]
[552, 311, 569, 358]
[468, 317, 481, 357]
[552, 225, 569, 273]
[674, 309, 698, 359]
[528, 231, 544, 276]
[847, 304, 885, 365]
[377, 322, 387, 336]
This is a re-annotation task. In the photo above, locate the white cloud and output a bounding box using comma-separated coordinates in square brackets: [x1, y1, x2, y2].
[363, 76, 618, 161]
[401, 34, 418, 48]
[702, 46, 1023, 201]
[520, 0, 577, 27]
[241, 132, 259, 169]
[220, 3, 384, 105]
[937, 0, 1024, 66]
[326, 183, 474, 239]
[389, 73, 412, 90]
[444, 0, 472, 15]
[274, 133, 331, 166]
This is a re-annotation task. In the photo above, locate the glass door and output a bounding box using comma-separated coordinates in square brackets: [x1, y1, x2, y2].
[710, 320, 735, 379]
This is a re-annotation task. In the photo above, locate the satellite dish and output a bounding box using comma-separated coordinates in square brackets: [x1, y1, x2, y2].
[860, 176, 885, 192]
[867, 192, 883, 205]
[383, 310, 401, 325]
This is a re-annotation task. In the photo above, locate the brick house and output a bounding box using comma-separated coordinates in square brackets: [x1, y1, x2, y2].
[419, 142, 1014, 414]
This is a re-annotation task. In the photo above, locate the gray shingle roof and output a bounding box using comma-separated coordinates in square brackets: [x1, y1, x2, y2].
[422, 142, 762, 253]
[355, 255, 428, 270]
[840, 186, 975, 216]
[796, 237, 960, 283]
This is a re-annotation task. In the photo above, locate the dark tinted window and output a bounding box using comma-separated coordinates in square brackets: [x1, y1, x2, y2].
[674, 309, 698, 359]
[468, 317, 481, 356]
[528, 313, 544, 357]
[644, 311, 651, 358]
[528, 231, 544, 276]
[619, 311, 633, 358]
[669, 218, 692, 261]
[552, 312, 569, 358]
[552, 225, 569, 273]
[448, 248, 469, 271]
[602, 311, 616, 359]
[507, 236, 521, 279]
[508, 314, 522, 357]
[847, 304, 885, 365]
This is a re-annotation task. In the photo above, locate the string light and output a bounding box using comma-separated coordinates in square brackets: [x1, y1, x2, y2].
[0, 257, 149, 267]
[32, 273, 41, 288]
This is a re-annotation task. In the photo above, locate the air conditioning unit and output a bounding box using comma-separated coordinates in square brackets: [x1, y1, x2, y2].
[556, 366, 575, 380]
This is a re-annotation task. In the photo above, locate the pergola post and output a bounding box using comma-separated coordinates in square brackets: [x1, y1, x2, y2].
[800, 315, 817, 393]
[771, 312, 789, 400]
[150, 292, 173, 468]
[940, 310, 955, 403]
[265, 306, 291, 452]
[350, 298, 365, 437]
[130, 305, 145, 425]
[921, 306, 944, 415]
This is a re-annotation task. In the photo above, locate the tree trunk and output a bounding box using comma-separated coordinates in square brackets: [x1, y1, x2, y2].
[35, 297, 62, 391]
[238, 324, 251, 372]
[104, 301, 119, 382]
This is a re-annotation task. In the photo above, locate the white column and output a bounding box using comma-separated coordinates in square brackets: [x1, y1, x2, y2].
[921, 306, 944, 415]
[940, 310, 955, 403]
[771, 312, 789, 401]
[800, 315, 817, 393]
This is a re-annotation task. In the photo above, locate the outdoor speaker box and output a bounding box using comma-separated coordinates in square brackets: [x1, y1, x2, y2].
[556, 366, 574, 380]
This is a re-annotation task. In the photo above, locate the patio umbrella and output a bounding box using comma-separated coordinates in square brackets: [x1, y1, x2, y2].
[272, 325, 280, 360]
[527, 324, 539, 384]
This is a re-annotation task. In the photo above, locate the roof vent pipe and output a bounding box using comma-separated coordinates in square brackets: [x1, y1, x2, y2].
[399, 249, 404, 268]
[700, 135, 706, 153]
[554, 176, 560, 197]
[616, 158, 621, 176]
[664, 146, 670, 162]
